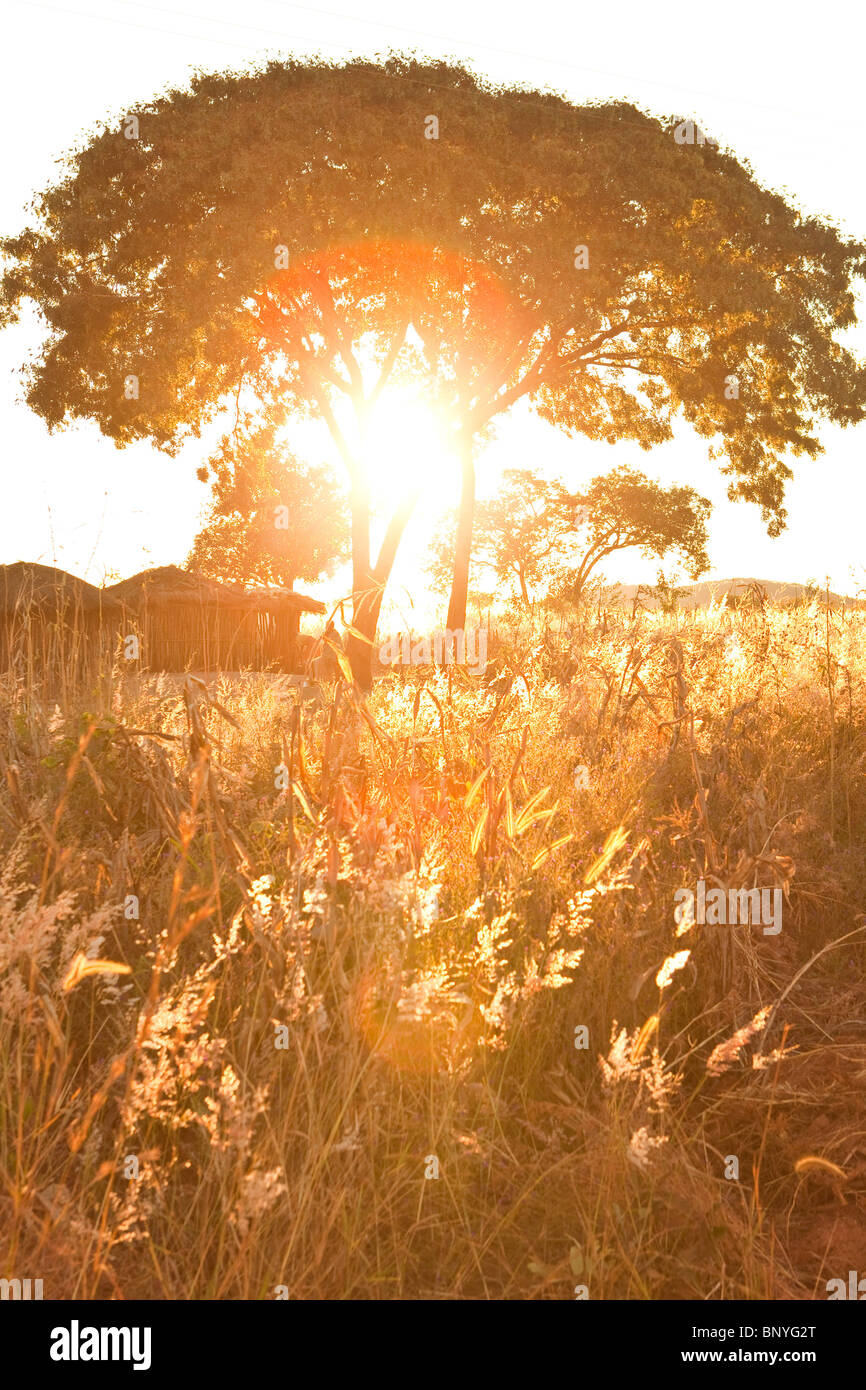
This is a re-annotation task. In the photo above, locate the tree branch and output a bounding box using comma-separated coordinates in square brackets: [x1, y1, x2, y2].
[366, 316, 410, 414]
[307, 271, 366, 404]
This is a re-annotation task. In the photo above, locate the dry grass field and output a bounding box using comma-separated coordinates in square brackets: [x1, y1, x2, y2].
[2, 595, 865, 1300]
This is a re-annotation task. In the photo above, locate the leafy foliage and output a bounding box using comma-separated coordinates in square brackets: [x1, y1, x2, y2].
[188, 422, 348, 588]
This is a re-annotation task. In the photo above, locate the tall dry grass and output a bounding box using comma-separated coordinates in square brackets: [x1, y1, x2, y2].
[1, 596, 865, 1299]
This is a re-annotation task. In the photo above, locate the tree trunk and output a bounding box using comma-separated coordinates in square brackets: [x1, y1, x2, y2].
[346, 478, 376, 688]
[518, 566, 530, 608]
[346, 485, 421, 691]
[345, 594, 379, 692]
[569, 546, 612, 607]
[446, 434, 475, 631]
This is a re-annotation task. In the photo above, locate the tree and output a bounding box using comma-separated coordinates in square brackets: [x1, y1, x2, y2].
[553, 466, 711, 603]
[429, 465, 711, 607]
[2, 58, 864, 682]
[651, 568, 689, 616]
[187, 421, 347, 588]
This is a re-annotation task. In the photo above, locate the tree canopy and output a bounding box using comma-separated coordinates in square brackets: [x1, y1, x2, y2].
[554, 465, 711, 603]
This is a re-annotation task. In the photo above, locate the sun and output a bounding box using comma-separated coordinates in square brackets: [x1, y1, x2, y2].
[360, 389, 459, 505]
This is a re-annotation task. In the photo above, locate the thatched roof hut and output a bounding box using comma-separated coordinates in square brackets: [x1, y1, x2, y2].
[104, 565, 325, 671]
[0, 561, 326, 681]
[0, 561, 123, 689]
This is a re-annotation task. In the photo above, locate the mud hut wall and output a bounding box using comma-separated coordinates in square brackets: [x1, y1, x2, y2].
[0, 594, 117, 693]
[1, 585, 307, 684]
[131, 601, 301, 671]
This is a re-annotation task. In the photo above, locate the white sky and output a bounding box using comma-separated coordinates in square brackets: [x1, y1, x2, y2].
[2, 0, 865, 614]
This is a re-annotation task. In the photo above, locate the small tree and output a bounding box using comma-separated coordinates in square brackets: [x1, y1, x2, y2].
[652, 568, 688, 615]
[555, 467, 711, 604]
[188, 422, 347, 589]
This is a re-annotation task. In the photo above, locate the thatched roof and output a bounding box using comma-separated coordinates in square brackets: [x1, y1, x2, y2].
[0, 563, 326, 618]
[105, 565, 235, 607]
[0, 562, 123, 615]
[105, 565, 326, 615]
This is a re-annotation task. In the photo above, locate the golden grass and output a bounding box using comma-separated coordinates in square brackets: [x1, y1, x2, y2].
[1, 596, 865, 1299]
